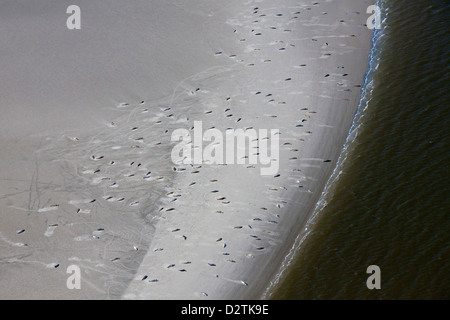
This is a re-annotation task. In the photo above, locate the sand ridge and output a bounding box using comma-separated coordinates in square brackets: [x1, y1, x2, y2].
[123, 0, 373, 299]
[0, 0, 372, 299]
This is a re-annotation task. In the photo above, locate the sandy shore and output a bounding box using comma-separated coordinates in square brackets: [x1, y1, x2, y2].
[0, 0, 372, 299]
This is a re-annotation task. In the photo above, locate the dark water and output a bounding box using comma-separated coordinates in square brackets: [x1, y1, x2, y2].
[272, 0, 450, 299]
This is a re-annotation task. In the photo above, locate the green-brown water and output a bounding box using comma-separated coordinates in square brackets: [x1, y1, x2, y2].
[272, 0, 450, 299]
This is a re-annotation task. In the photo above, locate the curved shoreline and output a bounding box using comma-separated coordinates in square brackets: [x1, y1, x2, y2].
[263, 0, 383, 300]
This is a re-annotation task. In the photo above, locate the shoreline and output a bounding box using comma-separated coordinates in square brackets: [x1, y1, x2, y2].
[263, 3, 381, 299]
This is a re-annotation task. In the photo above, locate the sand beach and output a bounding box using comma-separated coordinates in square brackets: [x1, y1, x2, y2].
[0, 0, 372, 299]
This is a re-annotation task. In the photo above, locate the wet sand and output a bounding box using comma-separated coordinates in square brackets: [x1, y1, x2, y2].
[0, 0, 372, 299]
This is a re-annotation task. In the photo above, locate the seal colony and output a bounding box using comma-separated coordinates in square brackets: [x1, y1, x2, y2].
[123, 0, 373, 299]
[0, 0, 372, 299]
